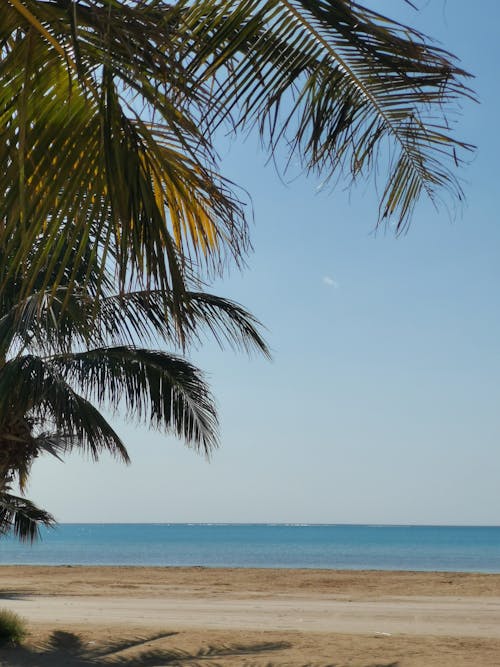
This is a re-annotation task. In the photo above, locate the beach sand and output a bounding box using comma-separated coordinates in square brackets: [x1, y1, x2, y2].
[0, 566, 499, 665]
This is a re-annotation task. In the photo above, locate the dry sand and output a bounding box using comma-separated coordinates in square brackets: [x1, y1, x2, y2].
[0, 566, 499, 665]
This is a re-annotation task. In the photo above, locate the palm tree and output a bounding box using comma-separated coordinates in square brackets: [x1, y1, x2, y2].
[0, 0, 474, 538]
[0, 0, 474, 316]
[0, 242, 268, 540]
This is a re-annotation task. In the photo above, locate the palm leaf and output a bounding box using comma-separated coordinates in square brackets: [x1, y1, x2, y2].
[0, 487, 54, 542]
[0, 348, 218, 456]
[83, 289, 270, 356]
[177, 291, 270, 356]
[0, 283, 269, 359]
[0, 0, 249, 313]
[0, 355, 131, 463]
[181, 0, 474, 231]
[49, 347, 219, 454]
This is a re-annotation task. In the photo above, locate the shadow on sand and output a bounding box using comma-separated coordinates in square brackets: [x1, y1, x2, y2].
[0, 630, 401, 666]
[0, 630, 291, 666]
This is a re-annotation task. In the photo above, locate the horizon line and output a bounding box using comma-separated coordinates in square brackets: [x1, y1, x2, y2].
[54, 522, 500, 528]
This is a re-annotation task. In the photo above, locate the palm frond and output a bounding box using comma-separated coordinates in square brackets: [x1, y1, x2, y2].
[0, 355, 131, 463]
[179, 291, 270, 357]
[0, 282, 269, 359]
[181, 0, 474, 231]
[89, 289, 270, 356]
[31, 433, 70, 462]
[0, 288, 94, 358]
[49, 347, 219, 454]
[0, 487, 54, 542]
[0, 0, 249, 310]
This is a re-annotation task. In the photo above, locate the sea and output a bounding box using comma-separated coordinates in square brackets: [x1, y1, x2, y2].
[1, 524, 499, 572]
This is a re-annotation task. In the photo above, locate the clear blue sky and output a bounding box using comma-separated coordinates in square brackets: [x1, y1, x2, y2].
[30, 0, 500, 525]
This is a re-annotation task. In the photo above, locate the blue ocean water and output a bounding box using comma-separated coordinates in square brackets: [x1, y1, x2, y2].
[1, 524, 499, 572]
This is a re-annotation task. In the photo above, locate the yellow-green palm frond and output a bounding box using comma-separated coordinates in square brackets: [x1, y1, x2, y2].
[1, 0, 249, 314]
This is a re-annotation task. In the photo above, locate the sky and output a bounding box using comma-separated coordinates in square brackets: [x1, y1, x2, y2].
[29, 0, 500, 525]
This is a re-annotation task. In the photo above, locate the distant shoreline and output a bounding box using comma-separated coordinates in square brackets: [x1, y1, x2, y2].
[2, 563, 500, 574]
[52, 521, 500, 527]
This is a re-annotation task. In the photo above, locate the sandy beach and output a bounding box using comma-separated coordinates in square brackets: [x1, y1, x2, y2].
[0, 566, 499, 665]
